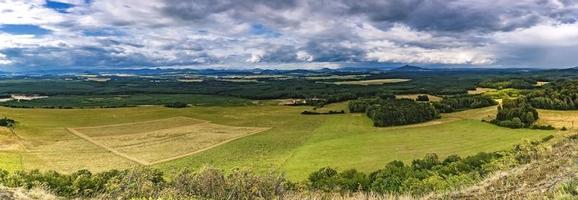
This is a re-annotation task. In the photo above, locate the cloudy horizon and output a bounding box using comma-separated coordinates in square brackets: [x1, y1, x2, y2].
[1, 0, 578, 71]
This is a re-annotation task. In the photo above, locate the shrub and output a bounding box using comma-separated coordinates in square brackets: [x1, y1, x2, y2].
[0, 117, 15, 127]
[416, 95, 430, 102]
[164, 102, 188, 108]
[531, 124, 555, 130]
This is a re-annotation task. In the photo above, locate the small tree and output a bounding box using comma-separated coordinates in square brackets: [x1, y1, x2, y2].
[0, 117, 15, 127]
[416, 95, 430, 102]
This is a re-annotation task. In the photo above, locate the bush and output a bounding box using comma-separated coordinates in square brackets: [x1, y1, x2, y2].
[0, 117, 15, 127]
[164, 102, 188, 108]
[531, 124, 555, 130]
[416, 95, 430, 102]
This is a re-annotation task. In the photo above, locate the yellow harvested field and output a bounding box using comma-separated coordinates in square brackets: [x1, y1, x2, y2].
[68, 117, 269, 165]
[75, 117, 207, 137]
[396, 94, 443, 102]
[329, 78, 411, 85]
[468, 87, 497, 95]
[535, 81, 550, 86]
[537, 109, 578, 129]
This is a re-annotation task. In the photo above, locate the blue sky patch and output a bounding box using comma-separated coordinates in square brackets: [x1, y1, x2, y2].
[250, 23, 281, 38]
[45, 0, 74, 13]
[0, 24, 51, 35]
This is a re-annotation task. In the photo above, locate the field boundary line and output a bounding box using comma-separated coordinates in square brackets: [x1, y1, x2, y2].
[149, 127, 271, 165]
[65, 128, 150, 165]
[72, 116, 209, 129]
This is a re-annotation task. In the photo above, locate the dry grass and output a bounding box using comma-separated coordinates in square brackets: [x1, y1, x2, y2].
[69, 117, 270, 165]
[0, 186, 58, 200]
[535, 81, 550, 86]
[467, 87, 497, 95]
[285, 192, 416, 200]
[537, 109, 578, 129]
[74, 117, 207, 137]
[439, 136, 578, 199]
[395, 94, 443, 102]
[328, 79, 411, 85]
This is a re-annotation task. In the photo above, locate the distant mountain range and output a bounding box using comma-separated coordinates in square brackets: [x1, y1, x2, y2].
[0, 65, 570, 76]
[390, 65, 431, 71]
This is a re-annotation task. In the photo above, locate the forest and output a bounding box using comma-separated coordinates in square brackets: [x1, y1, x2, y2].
[491, 98, 539, 129]
[526, 80, 578, 110]
[477, 78, 537, 89]
[349, 98, 439, 127]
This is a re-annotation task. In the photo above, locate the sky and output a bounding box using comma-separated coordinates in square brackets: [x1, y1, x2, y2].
[1, 0, 578, 71]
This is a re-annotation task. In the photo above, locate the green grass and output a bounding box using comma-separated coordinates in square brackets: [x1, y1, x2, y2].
[0, 94, 253, 108]
[0, 104, 554, 181]
[0, 152, 22, 171]
[280, 117, 551, 180]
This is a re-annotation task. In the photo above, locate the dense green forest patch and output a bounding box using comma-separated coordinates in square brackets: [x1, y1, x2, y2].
[349, 98, 439, 127]
[526, 80, 578, 110]
[491, 98, 539, 128]
[433, 95, 497, 113]
[0, 94, 253, 108]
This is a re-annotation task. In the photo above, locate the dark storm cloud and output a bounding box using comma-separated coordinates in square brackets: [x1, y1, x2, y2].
[161, 0, 578, 32]
[163, 0, 297, 21]
[2, 0, 578, 69]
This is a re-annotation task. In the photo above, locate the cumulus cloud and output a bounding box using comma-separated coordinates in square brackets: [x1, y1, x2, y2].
[1, 0, 578, 69]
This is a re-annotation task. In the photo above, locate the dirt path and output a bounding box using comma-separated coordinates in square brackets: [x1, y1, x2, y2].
[65, 128, 150, 165]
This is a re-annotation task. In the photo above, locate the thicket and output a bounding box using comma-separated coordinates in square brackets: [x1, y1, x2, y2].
[349, 98, 439, 127]
[491, 98, 539, 128]
[0, 167, 286, 199]
[164, 102, 188, 108]
[0, 117, 15, 127]
[301, 110, 345, 115]
[416, 95, 429, 102]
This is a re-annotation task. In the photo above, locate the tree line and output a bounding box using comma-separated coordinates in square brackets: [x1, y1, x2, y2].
[349, 95, 497, 127]
[432, 95, 497, 113]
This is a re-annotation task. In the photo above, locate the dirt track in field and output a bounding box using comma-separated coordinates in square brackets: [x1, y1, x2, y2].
[66, 127, 150, 165]
[66, 117, 270, 166]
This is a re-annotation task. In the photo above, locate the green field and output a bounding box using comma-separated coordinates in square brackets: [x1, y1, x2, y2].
[0, 103, 553, 180]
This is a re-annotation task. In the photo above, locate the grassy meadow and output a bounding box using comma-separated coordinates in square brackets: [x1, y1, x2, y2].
[0, 101, 556, 181]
